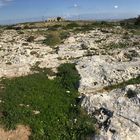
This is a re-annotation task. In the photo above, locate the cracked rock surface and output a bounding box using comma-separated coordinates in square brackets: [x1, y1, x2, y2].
[0, 26, 140, 139]
[82, 85, 140, 140]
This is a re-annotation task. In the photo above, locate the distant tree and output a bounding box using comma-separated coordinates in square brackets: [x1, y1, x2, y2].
[135, 15, 140, 25]
[101, 21, 107, 25]
[57, 17, 62, 22]
[120, 21, 129, 27]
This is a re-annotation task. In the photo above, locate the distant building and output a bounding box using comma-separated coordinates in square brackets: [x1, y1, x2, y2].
[47, 17, 65, 22]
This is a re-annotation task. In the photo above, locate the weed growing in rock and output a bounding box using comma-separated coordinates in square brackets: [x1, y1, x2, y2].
[104, 75, 140, 91]
[106, 42, 129, 50]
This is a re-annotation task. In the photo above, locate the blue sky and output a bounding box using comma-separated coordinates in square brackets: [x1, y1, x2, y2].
[0, 0, 140, 24]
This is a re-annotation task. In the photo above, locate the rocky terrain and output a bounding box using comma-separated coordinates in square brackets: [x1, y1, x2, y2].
[82, 84, 140, 140]
[0, 23, 140, 139]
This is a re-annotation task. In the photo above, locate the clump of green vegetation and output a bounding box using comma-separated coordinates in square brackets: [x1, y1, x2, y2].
[135, 15, 140, 25]
[73, 21, 114, 33]
[95, 38, 106, 43]
[5, 62, 12, 65]
[74, 24, 93, 33]
[104, 75, 140, 91]
[43, 31, 70, 47]
[126, 89, 138, 98]
[47, 24, 63, 31]
[84, 50, 94, 57]
[17, 30, 24, 34]
[6, 25, 15, 30]
[57, 63, 81, 90]
[27, 36, 35, 42]
[6, 25, 22, 30]
[92, 21, 114, 28]
[0, 63, 96, 140]
[81, 43, 88, 50]
[64, 22, 80, 29]
[120, 16, 140, 31]
[43, 32, 61, 46]
[131, 29, 140, 35]
[30, 62, 56, 77]
[106, 42, 128, 50]
[30, 51, 37, 55]
[59, 31, 70, 40]
[24, 25, 31, 29]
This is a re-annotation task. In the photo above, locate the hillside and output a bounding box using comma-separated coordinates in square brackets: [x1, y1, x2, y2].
[0, 20, 140, 140]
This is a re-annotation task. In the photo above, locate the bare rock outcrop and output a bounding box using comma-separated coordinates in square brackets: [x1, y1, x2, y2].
[77, 55, 140, 94]
[82, 85, 140, 140]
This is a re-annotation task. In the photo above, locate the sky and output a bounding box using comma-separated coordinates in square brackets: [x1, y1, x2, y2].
[0, 0, 140, 24]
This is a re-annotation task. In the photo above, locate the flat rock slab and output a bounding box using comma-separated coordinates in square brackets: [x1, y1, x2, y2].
[77, 55, 140, 93]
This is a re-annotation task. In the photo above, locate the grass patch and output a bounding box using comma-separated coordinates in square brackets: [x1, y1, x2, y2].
[47, 24, 63, 31]
[106, 42, 129, 50]
[43, 31, 70, 47]
[64, 22, 80, 30]
[104, 75, 140, 91]
[43, 32, 61, 46]
[59, 31, 70, 40]
[73, 22, 114, 33]
[132, 29, 140, 35]
[0, 63, 96, 140]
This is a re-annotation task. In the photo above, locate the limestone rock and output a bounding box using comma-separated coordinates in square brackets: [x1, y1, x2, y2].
[76, 55, 140, 93]
[64, 36, 76, 44]
[81, 85, 140, 140]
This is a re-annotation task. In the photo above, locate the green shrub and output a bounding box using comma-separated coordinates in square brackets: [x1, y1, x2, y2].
[43, 32, 61, 46]
[6, 62, 12, 65]
[18, 30, 24, 34]
[65, 22, 80, 29]
[79, 24, 93, 32]
[30, 51, 37, 55]
[60, 31, 70, 40]
[126, 89, 138, 98]
[27, 36, 35, 42]
[57, 63, 81, 90]
[48, 24, 62, 31]
[135, 15, 140, 25]
[24, 25, 30, 29]
[81, 43, 88, 50]
[6, 25, 15, 30]
[106, 42, 128, 50]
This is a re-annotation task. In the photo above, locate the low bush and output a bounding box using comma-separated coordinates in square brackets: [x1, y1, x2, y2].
[6, 25, 15, 30]
[43, 32, 61, 46]
[27, 36, 35, 42]
[106, 42, 128, 50]
[43, 31, 70, 46]
[48, 24, 62, 31]
[126, 89, 138, 98]
[59, 31, 70, 40]
[57, 63, 81, 90]
[65, 22, 80, 29]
